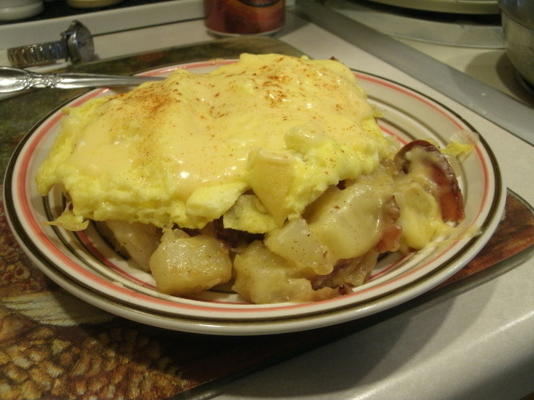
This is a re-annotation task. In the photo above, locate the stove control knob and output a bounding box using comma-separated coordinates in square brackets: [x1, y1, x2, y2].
[7, 20, 95, 68]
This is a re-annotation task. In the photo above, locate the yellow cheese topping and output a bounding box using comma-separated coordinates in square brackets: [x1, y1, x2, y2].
[36, 53, 395, 230]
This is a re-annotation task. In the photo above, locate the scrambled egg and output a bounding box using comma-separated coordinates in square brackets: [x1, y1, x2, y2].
[37, 53, 395, 231]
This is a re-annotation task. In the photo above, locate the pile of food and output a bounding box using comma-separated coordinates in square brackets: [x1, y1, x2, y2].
[36, 53, 465, 304]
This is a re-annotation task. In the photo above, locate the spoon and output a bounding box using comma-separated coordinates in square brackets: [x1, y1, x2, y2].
[0, 66, 164, 93]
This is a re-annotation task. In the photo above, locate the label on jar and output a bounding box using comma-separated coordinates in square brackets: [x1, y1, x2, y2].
[204, 0, 285, 35]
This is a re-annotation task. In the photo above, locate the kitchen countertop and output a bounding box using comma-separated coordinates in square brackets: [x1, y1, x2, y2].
[2, 7, 533, 400]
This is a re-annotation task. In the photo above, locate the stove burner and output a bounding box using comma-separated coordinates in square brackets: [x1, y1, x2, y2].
[335, 0, 504, 48]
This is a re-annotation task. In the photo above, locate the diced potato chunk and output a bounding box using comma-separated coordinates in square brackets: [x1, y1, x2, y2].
[105, 220, 161, 271]
[247, 148, 296, 225]
[232, 241, 335, 303]
[307, 173, 392, 261]
[149, 230, 232, 295]
[395, 181, 448, 249]
[265, 218, 333, 276]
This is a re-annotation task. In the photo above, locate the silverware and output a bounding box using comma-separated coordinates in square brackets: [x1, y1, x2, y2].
[0, 67, 164, 94]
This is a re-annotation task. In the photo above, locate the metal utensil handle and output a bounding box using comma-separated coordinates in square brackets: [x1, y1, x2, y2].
[28, 71, 163, 90]
[0, 67, 163, 93]
[47, 72, 163, 89]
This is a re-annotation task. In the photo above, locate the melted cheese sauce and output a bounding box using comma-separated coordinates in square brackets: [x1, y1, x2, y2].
[37, 54, 394, 229]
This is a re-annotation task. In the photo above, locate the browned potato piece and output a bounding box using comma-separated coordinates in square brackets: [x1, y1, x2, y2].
[265, 217, 334, 276]
[395, 181, 447, 249]
[105, 220, 161, 271]
[149, 229, 232, 295]
[233, 241, 336, 303]
[247, 148, 296, 226]
[307, 170, 394, 261]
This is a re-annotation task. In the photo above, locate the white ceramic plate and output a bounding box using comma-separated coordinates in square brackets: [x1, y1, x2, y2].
[3, 60, 506, 334]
